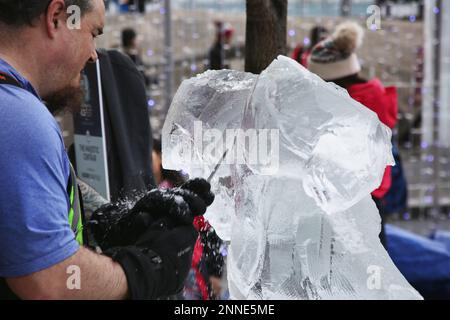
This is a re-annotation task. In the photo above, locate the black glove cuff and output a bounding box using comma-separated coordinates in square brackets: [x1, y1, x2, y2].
[105, 246, 178, 300]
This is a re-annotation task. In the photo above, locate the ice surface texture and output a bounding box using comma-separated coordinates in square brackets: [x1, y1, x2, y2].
[162, 56, 422, 300]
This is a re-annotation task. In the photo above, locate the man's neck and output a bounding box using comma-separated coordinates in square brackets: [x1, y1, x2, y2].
[0, 43, 44, 96]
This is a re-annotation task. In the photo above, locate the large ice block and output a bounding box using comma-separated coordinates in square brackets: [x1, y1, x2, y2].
[162, 56, 422, 300]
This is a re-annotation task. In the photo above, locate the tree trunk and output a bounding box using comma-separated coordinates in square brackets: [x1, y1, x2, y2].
[245, 0, 288, 74]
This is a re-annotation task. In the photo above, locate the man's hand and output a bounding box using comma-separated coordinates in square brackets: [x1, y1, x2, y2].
[89, 178, 215, 250]
[104, 222, 198, 299]
[87, 178, 216, 299]
[131, 178, 215, 228]
[86, 178, 216, 299]
[180, 178, 215, 207]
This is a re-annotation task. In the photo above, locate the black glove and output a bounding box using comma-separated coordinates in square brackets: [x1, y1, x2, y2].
[88, 202, 134, 248]
[88, 201, 141, 249]
[130, 178, 215, 227]
[180, 178, 215, 207]
[130, 188, 203, 228]
[104, 222, 198, 300]
[200, 226, 225, 278]
[89, 179, 214, 250]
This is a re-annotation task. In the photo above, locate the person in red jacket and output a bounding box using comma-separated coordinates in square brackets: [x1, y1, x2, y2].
[308, 21, 398, 247]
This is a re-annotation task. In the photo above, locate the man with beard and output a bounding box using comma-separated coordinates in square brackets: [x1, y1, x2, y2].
[0, 0, 214, 300]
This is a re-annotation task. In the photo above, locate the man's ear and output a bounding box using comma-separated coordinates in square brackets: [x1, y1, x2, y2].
[45, 0, 67, 39]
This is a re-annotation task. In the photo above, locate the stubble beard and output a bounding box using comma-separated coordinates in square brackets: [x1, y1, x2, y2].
[43, 76, 85, 115]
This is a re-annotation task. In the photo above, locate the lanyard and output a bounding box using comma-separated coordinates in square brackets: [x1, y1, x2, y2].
[0, 71, 22, 88]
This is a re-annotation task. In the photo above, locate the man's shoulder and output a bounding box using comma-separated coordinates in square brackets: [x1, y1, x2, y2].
[0, 85, 60, 140]
[1, 84, 45, 114]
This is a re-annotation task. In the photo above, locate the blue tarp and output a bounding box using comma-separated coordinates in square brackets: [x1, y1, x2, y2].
[386, 224, 450, 299]
[430, 230, 450, 252]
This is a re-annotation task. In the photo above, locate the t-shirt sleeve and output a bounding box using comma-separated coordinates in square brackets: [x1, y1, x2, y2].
[0, 98, 79, 278]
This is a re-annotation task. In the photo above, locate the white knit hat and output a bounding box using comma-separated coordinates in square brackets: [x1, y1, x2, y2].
[308, 21, 364, 81]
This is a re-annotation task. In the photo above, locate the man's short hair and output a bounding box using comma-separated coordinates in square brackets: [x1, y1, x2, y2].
[0, 0, 93, 27]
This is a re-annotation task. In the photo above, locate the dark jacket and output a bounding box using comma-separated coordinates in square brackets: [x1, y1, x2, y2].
[97, 49, 155, 201]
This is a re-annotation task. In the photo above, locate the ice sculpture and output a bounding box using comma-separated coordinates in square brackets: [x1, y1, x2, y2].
[162, 56, 422, 300]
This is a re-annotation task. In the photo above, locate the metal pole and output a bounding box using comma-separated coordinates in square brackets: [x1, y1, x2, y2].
[422, 0, 437, 146]
[422, 0, 442, 215]
[432, 0, 442, 215]
[439, 0, 450, 147]
[340, 0, 351, 17]
[163, 0, 174, 113]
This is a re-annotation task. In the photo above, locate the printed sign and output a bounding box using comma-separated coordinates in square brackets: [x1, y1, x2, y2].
[73, 60, 110, 201]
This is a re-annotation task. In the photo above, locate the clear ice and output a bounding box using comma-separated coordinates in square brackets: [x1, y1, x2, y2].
[162, 56, 423, 300]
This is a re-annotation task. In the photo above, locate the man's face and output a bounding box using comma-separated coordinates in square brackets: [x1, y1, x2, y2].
[45, 0, 105, 99]
[43, 0, 105, 111]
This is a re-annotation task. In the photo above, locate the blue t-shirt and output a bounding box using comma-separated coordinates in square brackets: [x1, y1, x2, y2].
[0, 59, 79, 278]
